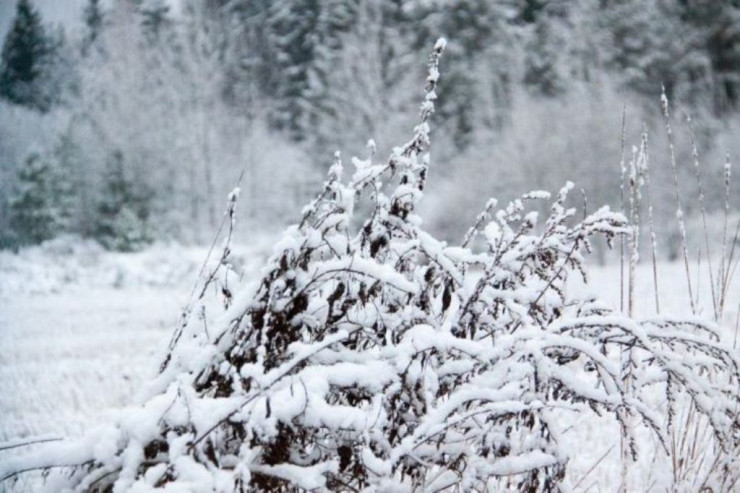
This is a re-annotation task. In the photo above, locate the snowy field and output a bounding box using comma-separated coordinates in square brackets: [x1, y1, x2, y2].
[0, 239, 737, 491]
[0, 238, 273, 441]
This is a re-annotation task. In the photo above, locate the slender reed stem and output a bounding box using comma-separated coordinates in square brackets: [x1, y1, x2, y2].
[719, 154, 732, 317]
[734, 303, 739, 350]
[641, 124, 660, 314]
[621, 142, 640, 492]
[619, 106, 627, 314]
[685, 114, 717, 320]
[627, 144, 641, 318]
[661, 89, 695, 314]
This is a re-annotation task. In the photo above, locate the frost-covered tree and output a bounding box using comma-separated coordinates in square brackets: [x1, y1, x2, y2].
[42, 25, 79, 106]
[303, 0, 419, 159]
[599, 0, 740, 115]
[7, 151, 66, 246]
[51, 126, 92, 236]
[265, 0, 358, 139]
[523, 7, 565, 96]
[414, 0, 522, 147]
[93, 150, 152, 252]
[0, 96, 70, 245]
[71, 1, 215, 242]
[600, 0, 712, 108]
[684, 1, 740, 114]
[3, 39, 738, 492]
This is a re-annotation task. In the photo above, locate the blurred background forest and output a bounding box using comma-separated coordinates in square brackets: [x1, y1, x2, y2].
[1, 0, 739, 258]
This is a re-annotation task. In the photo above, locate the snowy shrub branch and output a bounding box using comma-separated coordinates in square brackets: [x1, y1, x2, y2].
[2, 38, 739, 492]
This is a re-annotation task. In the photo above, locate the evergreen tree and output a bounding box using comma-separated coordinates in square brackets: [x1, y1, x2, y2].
[266, 0, 320, 137]
[519, 0, 547, 23]
[42, 26, 79, 106]
[52, 128, 87, 235]
[523, 10, 565, 96]
[8, 152, 64, 245]
[685, 1, 740, 113]
[415, 0, 521, 147]
[94, 150, 152, 252]
[140, 0, 172, 42]
[220, 0, 276, 112]
[599, 0, 739, 115]
[302, 0, 418, 158]
[266, 0, 357, 140]
[82, 0, 104, 54]
[600, 1, 712, 107]
[0, 0, 53, 112]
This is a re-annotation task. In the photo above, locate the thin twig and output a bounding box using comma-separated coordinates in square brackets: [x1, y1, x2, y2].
[1, 461, 92, 483]
[619, 105, 627, 313]
[0, 436, 62, 452]
[641, 124, 660, 314]
[572, 444, 616, 491]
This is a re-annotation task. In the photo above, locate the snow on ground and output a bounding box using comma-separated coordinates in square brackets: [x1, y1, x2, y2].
[0, 286, 183, 441]
[0, 238, 737, 491]
[0, 237, 273, 442]
[0, 235, 271, 296]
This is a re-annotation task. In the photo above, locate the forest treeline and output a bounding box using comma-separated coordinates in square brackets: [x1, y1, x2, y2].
[1, 0, 739, 251]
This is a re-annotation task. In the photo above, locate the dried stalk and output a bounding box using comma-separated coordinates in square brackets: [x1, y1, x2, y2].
[641, 124, 660, 314]
[661, 90, 695, 314]
[685, 114, 717, 320]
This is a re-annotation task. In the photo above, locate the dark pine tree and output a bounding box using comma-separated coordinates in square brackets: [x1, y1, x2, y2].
[0, 0, 52, 111]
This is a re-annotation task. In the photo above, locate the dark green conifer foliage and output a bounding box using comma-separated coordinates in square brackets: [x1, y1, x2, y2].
[0, 0, 51, 111]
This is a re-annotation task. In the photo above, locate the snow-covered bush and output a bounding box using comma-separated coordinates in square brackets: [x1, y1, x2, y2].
[2, 39, 739, 492]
